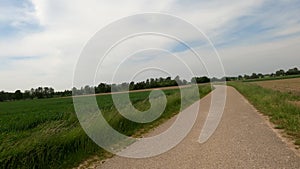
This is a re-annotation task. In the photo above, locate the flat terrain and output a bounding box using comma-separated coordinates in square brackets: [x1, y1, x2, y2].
[95, 86, 300, 169]
[253, 77, 300, 96]
[0, 86, 211, 169]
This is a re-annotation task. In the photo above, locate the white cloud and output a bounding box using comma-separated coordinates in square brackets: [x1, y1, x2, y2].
[0, 0, 300, 91]
[219, 35, 300, 75]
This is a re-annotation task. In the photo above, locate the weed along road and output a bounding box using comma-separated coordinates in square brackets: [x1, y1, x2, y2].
[96, 86, 300, 169]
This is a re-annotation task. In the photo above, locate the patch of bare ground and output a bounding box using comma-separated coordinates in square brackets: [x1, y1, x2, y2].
[73, 153, 113, 169]
[289, 101, 300, 107]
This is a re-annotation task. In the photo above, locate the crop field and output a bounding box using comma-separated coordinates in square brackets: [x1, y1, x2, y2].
[229, 81, 300, 147]
[0, 85, 211, 169]
[252, 77, 300, 96]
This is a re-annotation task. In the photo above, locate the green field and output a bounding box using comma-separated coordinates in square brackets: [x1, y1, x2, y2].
[0, 85, 212, 169]
[229, 82, 300, 146]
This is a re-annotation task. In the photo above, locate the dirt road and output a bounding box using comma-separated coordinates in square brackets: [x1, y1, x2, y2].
[95, 86, 300, 169]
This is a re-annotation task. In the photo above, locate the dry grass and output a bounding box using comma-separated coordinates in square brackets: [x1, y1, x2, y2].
[252, 78, 300, 96]
[289, 101, 300, 108]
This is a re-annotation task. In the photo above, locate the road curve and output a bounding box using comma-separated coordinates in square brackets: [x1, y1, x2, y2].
[95, 86, 300, 169]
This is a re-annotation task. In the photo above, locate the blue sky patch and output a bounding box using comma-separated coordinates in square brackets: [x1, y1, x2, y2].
[0, 0, 42, 38]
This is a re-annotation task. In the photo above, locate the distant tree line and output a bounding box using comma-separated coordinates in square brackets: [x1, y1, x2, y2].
[72, 76, 190, 95]
[0, 87, 72, 102]
[225, 67, 300, 81]
[191, 76, 210, 83]
[6, 67, 298, 101]
[72, 75, 217, 96]
[0, 75, 215, 102]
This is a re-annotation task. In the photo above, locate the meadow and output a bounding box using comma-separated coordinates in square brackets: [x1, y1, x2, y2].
[0, 85, 212, 169]
[229, 80, 300, 147]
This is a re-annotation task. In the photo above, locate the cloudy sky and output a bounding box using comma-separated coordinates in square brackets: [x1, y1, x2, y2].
[1, 0, 300, 91]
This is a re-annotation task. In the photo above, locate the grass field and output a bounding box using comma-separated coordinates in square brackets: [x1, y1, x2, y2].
[0, 85, 212, 169]
[229, 81, 300, 146]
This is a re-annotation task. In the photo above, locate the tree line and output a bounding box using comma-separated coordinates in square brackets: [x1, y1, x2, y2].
[0, 87, 72, 102]
[1, 75, 209, 101]
[225, 67, 300, 81]
[72, 76, 190, 95]
[2, 66, 298, 101]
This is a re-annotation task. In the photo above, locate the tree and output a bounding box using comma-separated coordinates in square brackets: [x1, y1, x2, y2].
[35, 87, 44, 99]
[30, 88, 35, 98]
[49, 88, 54, 98]
[129, 81, 135, 90]
[43, 87, 52, 98]
[145, 79, 150, 88]
[194, 76, 210, 83]
[149, 78, 156, 88]
[275, 69, 285, 76]
[120, 82, 129, 91]
[244, 74, 250, 79]
[286, 67, 299, 75]
[0, 91, 5, 101]
[72, 87, 83, 95]
[174, 75, 182, 86]
[84, 85, 93, 94]
[250, 73, 259, 79]
[23, 90, 31, 99]
[225, 77, 237, 81]
[14, 90, 23, 100]
[257, 73, 264, 78]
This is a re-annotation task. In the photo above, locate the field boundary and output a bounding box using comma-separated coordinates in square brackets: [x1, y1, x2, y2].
[229, 82, 300, 155]
[74, 86, 214, 168]
[240, 94, 300, 157]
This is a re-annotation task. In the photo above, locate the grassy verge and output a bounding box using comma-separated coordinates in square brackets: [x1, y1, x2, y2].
[0, 85, 212, 169]
[228, 82, 300, 146]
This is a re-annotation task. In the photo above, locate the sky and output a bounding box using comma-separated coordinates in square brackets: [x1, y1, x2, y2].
[0, 0, 300, 91]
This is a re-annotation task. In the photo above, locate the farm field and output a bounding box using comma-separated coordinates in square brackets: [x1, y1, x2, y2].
[252, 77, 300, 96]
[0, 85, 212, 169]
